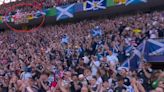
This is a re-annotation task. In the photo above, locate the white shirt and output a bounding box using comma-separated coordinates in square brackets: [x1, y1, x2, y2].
[107, 54, 119, 65]
[90, 60, 100, 76]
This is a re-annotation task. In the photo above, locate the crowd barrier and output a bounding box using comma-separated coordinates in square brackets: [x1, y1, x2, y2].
[0, 0, 164, 30]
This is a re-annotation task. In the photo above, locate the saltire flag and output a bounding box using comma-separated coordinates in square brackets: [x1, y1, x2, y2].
[122, 59, 130, 68]
[144, 39, 164, 56]
[83, 0, 106, 11]
[46, 8, 56, 16]
[107, 0, 126, 7]
[122, 39, 164, 69]
[90, 26, 103, 37]
[0, 16, 3, 24]
[119, 59, 130, 72]
[122, 49, 141, 70]
[122, 41, 145, 69]
[129, 49, 141, 70]
[61, 35, 69, 44]
[126, 0, 147, 6]
[137, 40, 145, 53]
[56, 4, 75, 21]
[125, 45, 134, 56]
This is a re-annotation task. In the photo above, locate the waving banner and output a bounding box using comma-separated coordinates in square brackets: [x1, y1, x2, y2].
[122, 39, 164, 70]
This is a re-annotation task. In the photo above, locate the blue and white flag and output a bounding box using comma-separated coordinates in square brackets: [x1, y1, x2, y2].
[122, 39, 164, 69]
[144, 39, 164, 56]
[129, 49, 141, 69]
[90, 26, 103, 37]
[125, 46, 134, 56]
[122, 60, 130, 68]
[126, 0, 147, 6]
[122, 49, 141, 70]
[61, 35, 69, 44]
[56, 4, 75, 21]
[83, 0, 106, 11]
[144, 39, 164, 62]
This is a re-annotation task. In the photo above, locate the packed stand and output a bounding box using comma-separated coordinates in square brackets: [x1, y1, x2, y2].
[0, 0, 85, 15]
[0, 11, 164, 92]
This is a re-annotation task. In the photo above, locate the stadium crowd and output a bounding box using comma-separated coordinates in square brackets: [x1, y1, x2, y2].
[0, 0, 86, 15]
[0, 10, 164, 92]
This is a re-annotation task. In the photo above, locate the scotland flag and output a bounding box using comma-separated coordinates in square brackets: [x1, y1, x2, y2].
[61, 35, 69, 44]
[122, 41, 145, 69]
[122, 39, 164, 69]
[56, 4, 75, 21]
[122, 49, 141, 70]
[144, 39, 164, 56]
[90, 26, 102, 37]
[122, 60, 130, 68]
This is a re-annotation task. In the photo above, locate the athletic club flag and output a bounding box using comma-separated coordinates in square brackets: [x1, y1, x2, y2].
[83, 0, 106, 11]
[56, 4, 75, 21]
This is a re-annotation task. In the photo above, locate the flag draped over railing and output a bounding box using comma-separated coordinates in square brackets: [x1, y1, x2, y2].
[56, 4, 75, 21]
[83, 0, 107, 11]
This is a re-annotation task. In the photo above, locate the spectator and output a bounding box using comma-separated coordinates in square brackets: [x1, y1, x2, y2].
[0, 10, 163, 92]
